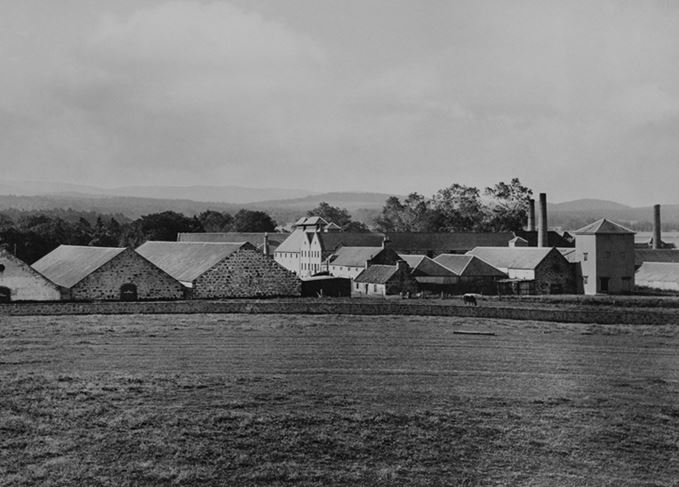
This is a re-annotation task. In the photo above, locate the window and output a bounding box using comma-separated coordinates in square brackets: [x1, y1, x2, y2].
[600, 277, 609, 292]
[583, 276, 588, 284]
[0, 264, 5, 272]
[583, 252, 588, 261]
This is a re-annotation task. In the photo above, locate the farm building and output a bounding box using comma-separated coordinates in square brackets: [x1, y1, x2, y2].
[433, 254, 508, 294]
[398, 254, 458, 294]
[177, 232, 287, 257]
[466, 247, 576, 295]
[0, 248, 62, 302]
[634, 249, 679, 270]
[574, 219, 635, 295]
[32, 245, 184, 301]
[353, 261, 418, 296]
[301, 275, 352, 297]
[136, 241, 301, 298]
[635, 262, 679, 292]
[326, 245, 401, 279]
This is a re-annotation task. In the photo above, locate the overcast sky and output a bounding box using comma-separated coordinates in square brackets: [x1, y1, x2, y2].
[2, 0, 678, 205]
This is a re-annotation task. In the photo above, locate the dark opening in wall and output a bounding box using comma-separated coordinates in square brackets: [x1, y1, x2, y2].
[0, 286, 11, 303]
[120, 283, 138, 301]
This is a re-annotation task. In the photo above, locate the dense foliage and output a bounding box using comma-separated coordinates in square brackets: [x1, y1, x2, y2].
[307, 202, 370, 232]
[374, 178, 533, 232]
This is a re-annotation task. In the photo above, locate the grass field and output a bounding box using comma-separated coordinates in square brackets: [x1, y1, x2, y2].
[1, 314, 678, 486]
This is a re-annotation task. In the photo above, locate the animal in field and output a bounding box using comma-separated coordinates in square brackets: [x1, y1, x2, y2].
[463, 293, 477, 306]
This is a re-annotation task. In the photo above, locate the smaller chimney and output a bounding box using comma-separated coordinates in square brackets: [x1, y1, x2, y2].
[263, 232, 270, 256]
[653, 204, 661, 249]
[538, 193, 548, 247]
[382, 235, 391, 249]
[527, 198, 536, 231]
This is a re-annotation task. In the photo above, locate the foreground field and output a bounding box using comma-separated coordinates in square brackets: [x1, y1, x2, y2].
[1, 314, 678, 486]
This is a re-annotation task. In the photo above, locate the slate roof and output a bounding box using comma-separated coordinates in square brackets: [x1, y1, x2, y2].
[634, 249, 679, 267]
[386, 232, 515, 253]
[575, 218, 634, 235]
[327, 246, 384, 267]
[32, 245, 127, 288]
[400, 254, 457, 277]
[177, 232, 286, 247]
[317, 233, 385, 253]
[557, 248, 579, 263]
[354, 265, 399, 284]
[434, 254, 507, 277]
[514, 230, 575, 247]
[466, 247, 558, 270]
[136, 241, 253, 284]
[636, 262, 679, 283]
[1, 248, 62, 289]
[275, 229, 310, 253]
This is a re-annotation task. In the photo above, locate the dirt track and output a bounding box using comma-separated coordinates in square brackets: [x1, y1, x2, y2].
[1, 314, 678, 485]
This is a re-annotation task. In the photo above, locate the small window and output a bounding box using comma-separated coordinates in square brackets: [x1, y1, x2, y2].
[583, 252, 588, 261]
[600, 277, 609, 292]
[0, 286, 10, 303]
[0, 264, 5, 272]
[583, 276, 588, 284]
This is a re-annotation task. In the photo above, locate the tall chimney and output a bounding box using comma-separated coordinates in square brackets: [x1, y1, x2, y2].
[538, 193, 548, 247]
[263, 232, 270, 256]
[653, 204, 661, 249]
[527, 198, 536, 231]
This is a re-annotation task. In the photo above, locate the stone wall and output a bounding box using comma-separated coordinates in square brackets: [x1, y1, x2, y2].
[194, 248, 301, 298]
[71, 249, 185, 301]
[2, 298, 679, 325]
[535, 251, 577, 294]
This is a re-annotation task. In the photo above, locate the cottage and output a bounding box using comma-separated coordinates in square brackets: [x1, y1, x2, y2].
[32, 245, 184, 301]
[326, 245, 401, 279]
[433, 254, 507, 294]
[574, 218, 635, 294]
[353, 261, 418, 296]
[0, 248, 62, 302]
[136, 241, 301, 298]
[466, 247, 575, 294]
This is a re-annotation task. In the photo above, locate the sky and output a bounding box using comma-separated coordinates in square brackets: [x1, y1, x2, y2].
[1, 0, 679, 205]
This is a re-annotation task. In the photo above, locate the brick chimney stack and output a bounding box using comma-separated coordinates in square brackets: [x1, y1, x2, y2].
[538, 193, 548, 247]
[527, 198, 536, 231]
[653, 204, 661, 250]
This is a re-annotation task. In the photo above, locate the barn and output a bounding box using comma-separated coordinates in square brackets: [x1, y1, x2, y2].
[466, 247, 576, 295]
[0, 248, 62, 302]
[433, 254, 508, 294]
[136, 241, 301, 298]
[31, 245, 184, 301]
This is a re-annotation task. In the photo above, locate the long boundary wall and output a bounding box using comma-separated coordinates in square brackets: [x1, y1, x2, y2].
[1, 299, 678, 325]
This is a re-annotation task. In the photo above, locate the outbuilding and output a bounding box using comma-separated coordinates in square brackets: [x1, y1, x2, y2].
[433, 254, 507, 294]
[0, 248, 62, 302]
[353, 261, 418, 296]
[32, 245, 184, 301]
[136, 241, 301, 298]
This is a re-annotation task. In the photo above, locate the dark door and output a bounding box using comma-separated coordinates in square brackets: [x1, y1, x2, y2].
[600, 277, 609, 293]
[120, 283, 138, 301]
[0, 286, 10, 303]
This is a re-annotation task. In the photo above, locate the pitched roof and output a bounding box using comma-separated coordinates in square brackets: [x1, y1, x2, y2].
[636, 262, 679, 283]
[275, 229, 309, 253]
[135, 241, 253, 283]
[557, 247, 579, 263]
[574, 218, 635, 235]
[177, 232, 287, 245]
[635, 249, 679, 267]
[1, 248, 61, 288]
[466, 247, 558, 270]
[434, 254, 507, 277]
[400, 254, 457, 277]
[386, 232, 515, 253]
[514, 230, 575, 247]
[317, 232, 385, 252]
[32, 245, 126, 288]
[354, 264, 399, 284]
[328, 246, 383, 267]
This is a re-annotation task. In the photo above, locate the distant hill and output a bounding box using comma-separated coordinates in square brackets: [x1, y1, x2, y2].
[0, 181, 317, 204]
[548, 199, 631, 212]
[249, 192, 395, 211]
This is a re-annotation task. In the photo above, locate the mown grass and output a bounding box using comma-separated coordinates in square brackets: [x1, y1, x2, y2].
[1, 314, 678, 486]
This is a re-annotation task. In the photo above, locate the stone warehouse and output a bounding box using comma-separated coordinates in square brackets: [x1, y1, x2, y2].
[32, 245, 185, 301]
[136, 241, 301, 298]
[0, 248, 62, 302]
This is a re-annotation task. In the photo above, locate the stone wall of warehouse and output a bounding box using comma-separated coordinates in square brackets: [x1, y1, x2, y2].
[2, 298, 679, 325]
[534, 252, 577, 294]
[71, 249, 185, 301]
[194, 249, 302, 298]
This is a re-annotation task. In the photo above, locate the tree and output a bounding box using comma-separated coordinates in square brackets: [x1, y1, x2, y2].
[374, 193, 442, 232]
[484, 178, 533, 232]
[306, 202, 352, 228]
[198, 210, 234, 232]
[431, 184, 486, 232]
[233, 209, 276, 232]
[342, 221, 371, 232]
[135, 211, 203, 243]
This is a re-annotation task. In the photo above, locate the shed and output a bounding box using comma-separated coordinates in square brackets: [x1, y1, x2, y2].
[0, 248, 62, 302]
[136, 241, 301, 298]
[398, 254, 458, 294]
[433, 254, 507, 294]
[32, 245, 184, 301]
